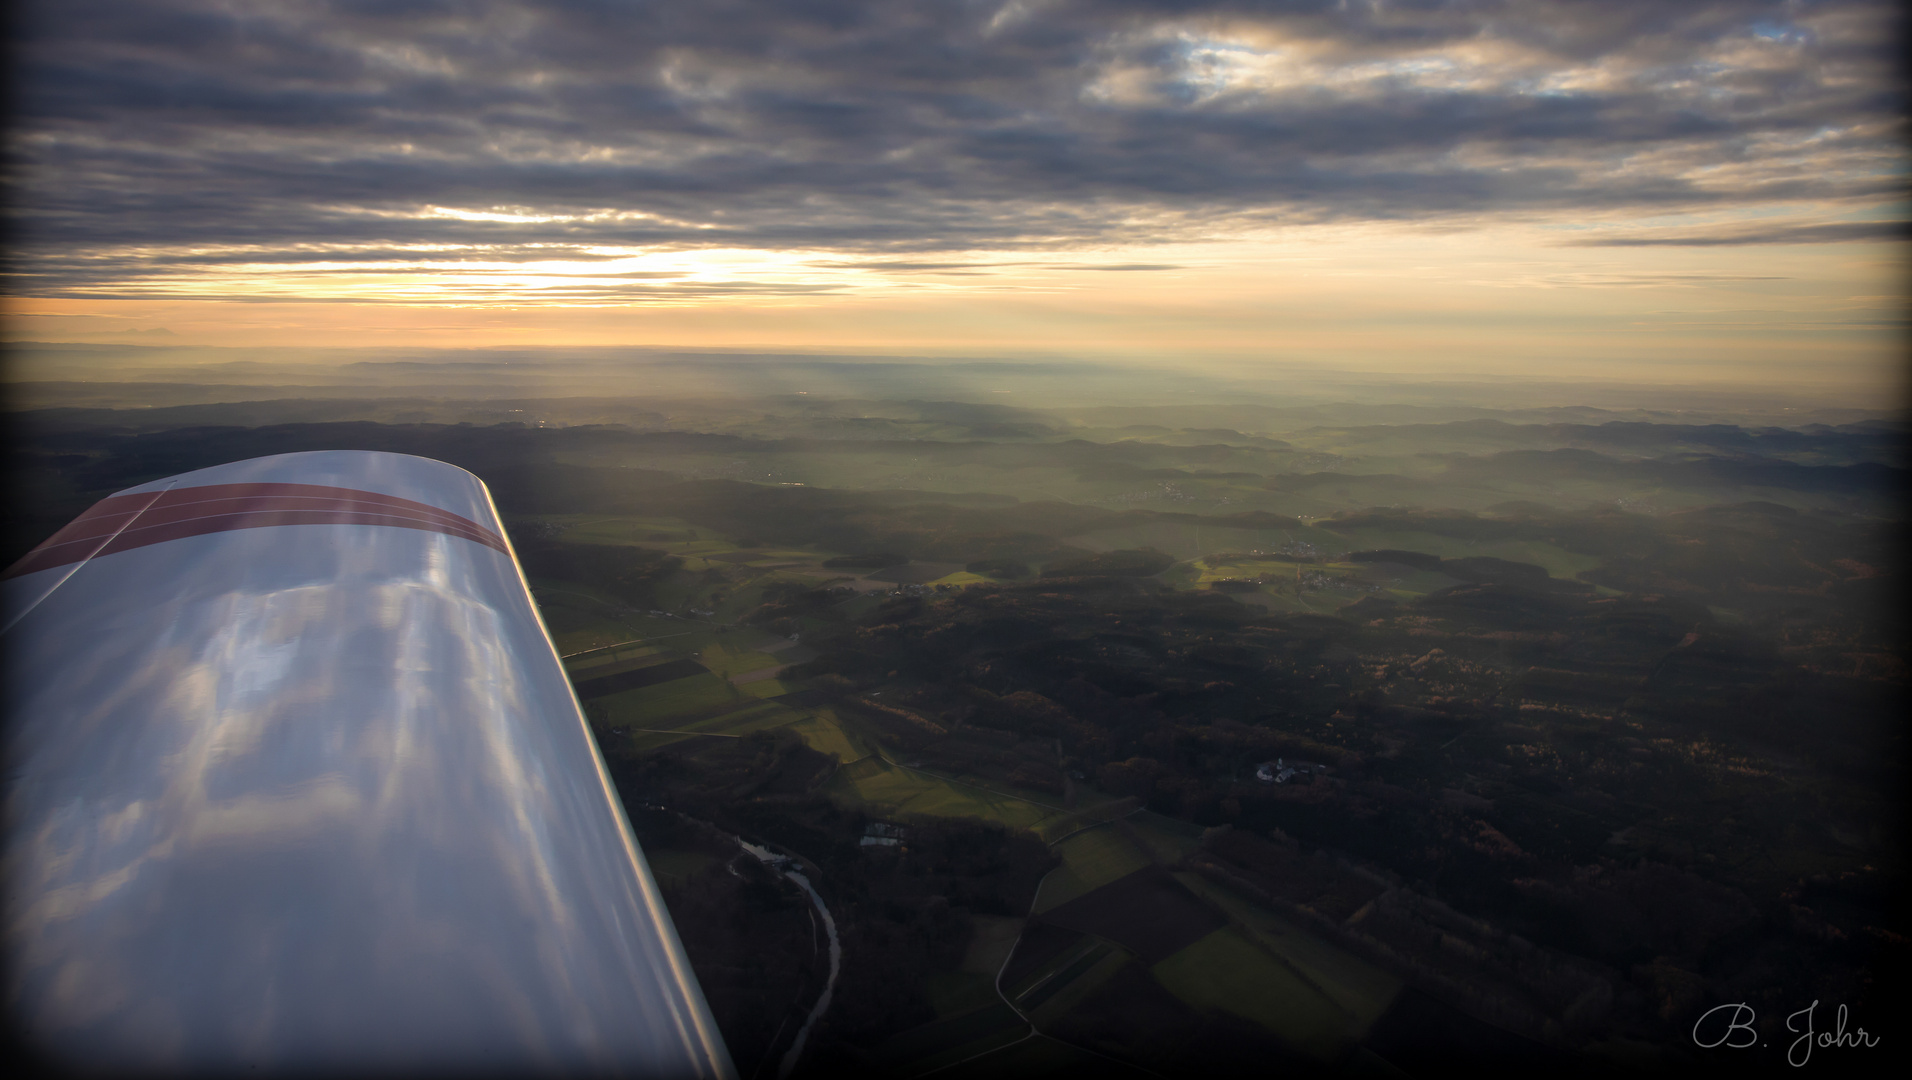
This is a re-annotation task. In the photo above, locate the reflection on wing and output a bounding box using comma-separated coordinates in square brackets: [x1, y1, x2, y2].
[3, 451, 735, 1077]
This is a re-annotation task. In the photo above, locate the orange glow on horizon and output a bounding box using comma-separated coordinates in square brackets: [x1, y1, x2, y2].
[7, 216, 1905, 407]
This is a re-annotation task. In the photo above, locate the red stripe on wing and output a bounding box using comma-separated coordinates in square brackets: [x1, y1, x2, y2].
[3, 483, 509, 579]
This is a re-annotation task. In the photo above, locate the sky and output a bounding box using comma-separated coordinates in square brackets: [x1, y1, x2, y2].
[5, 1, 1907, 404]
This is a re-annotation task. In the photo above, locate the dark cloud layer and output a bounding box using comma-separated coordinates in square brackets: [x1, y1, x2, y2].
[6, 1, 1904, 295]
[1560, 220, 1908, 245]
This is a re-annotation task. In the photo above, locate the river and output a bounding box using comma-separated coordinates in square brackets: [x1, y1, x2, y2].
[734, 839, 842, 1078]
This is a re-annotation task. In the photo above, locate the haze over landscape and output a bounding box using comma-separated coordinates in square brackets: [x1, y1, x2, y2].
[5, 2, 1907, 1077]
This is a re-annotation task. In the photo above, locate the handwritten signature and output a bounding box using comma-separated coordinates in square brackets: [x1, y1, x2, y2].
[1693, 1001, 1879, 1066]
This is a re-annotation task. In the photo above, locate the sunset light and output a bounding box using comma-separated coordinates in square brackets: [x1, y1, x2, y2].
[4, 5, 1906, 1076]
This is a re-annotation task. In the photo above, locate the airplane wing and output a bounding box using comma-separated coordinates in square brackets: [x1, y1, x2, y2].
[3, 451, 735, 1077]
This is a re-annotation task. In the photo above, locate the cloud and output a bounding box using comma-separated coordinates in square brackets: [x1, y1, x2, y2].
[6, 0, 1905, 298]
[1558, 221, 1910, 246]
[1524, 272, 1794, 288]
[806, 260, 1039, 272]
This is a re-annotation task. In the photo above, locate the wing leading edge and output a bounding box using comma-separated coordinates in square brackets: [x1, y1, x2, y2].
[3, 451, 735, 1077]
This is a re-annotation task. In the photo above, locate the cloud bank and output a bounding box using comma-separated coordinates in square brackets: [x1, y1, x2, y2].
[8, 0, 1904, 299]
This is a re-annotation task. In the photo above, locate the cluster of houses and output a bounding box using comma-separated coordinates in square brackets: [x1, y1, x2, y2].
[860, 822, 907, 848]
[886, 583, 959, 597]
[1255, 758, 1329, 784]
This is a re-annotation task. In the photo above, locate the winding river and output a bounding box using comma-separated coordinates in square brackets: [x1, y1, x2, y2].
[735, 840, 842, 1078]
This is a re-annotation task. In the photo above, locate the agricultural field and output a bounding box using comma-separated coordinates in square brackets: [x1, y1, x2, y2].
[1040, 869, 1226, 964]
[1002, 934, 1111, 1008]
[959, 916, 1024, 979]
[1175, 873, 1402, 1035]
[642, 848, 721, 888]
[1323, 526, 1605, 581]
[697, 640, 782, 681]
[785, 710, 865, 764]
[1063, 520, 1305, 561]
[1119, 813, 1203, 866]
[537, 608, 633, 655]
[507, 453, 1902, 1076]
[595, 672, 739, 725]
[1031, 826, 1150, 914]
[563, 644, 660, 675]
[1029, 797, 1141, 845]
[546, 493, 1807, 1077]
[737, 675, 795, 699]
[1152, 927, 1356, 1061]
[1019, 943, 1129, 1024]
[823, 757, 1060, 831]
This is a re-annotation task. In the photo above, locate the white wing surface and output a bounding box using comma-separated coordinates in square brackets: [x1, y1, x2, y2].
[3, 451, 735, 1077]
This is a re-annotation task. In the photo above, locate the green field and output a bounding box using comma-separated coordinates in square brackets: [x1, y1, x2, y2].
[1064, 521, 1299, 562]
[1004, 935, 1104, 1000]
[698, 641, 781, 679]
[528, 578, 642, 611]
[1031, 797, 1138, 844]
[1033, 826, 1150, 914]
[1015, 939, 1113, 1009]
[788, 710, 866, 763]
[1320, 526, 1605, 580]
[552, 625, 637, 656]
[761, 457, 1089, 505]
[564, 644, 660, 675]
[554, 515, 725, 550]
[1239, 587, 1380, 616]
[619, 707, 799, 749]
[1150, 927, 1354, 1061]
[1194, 555, 1474, 605]
[1195, 554, 1337, 580]
[532, 581, 653, 654]
[617, 699, 802, 751]
[537, 514, 850, 623]
[825, 756, 1060, 830]
[1175, 872, 1402, 1034]
[595, 672, 738, 723]
[961, 915, 1025, 977]
[739, 676, 793, 698]
[1025, 948, 1129, 1028]
[543, 611, 636, 655]
[589, 657, 811, 752]
[544, 514, 692, 539]
[536, 591, 716, 655]
[1017, 940, 1112, 1006]
[696, 700, 800, 733]
[1122, 812, 1203, 865]
[682, 699, 793, 733]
